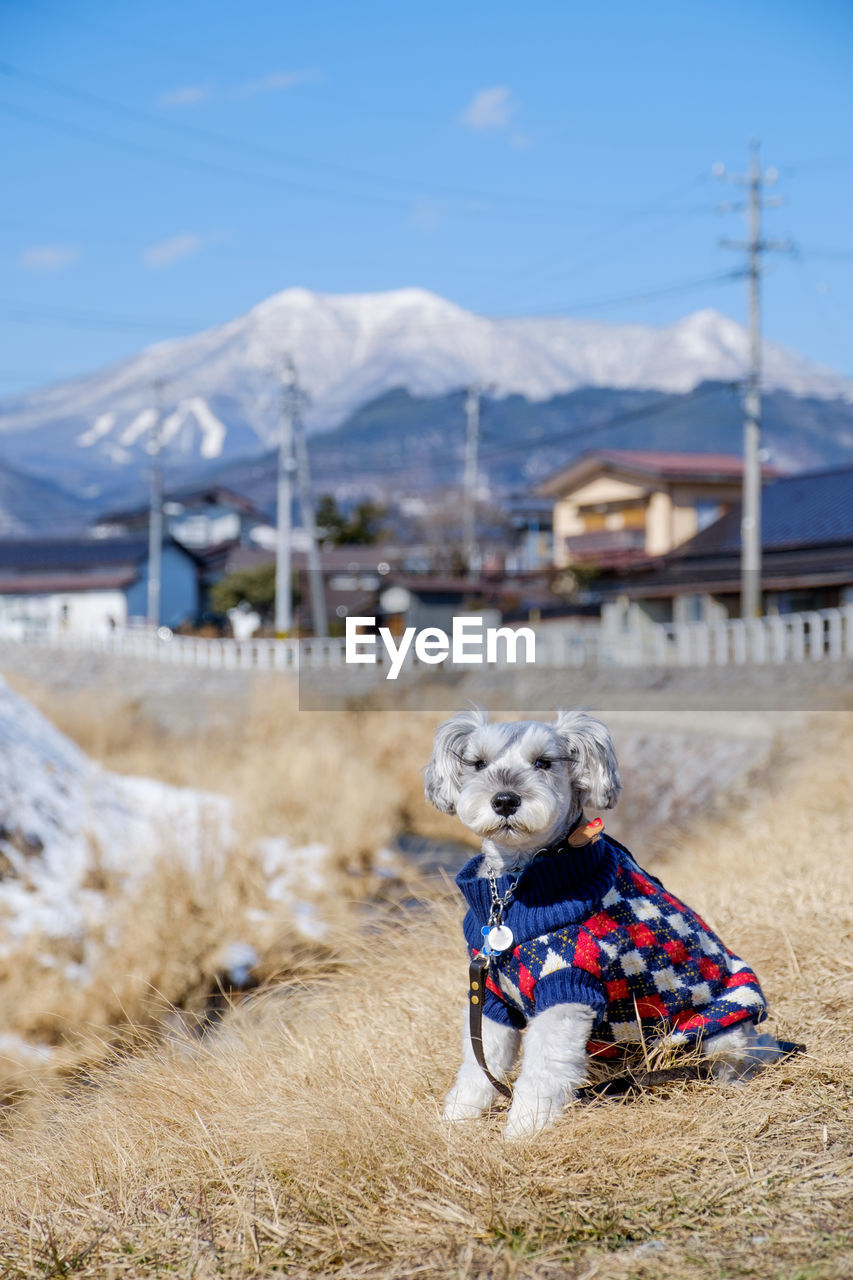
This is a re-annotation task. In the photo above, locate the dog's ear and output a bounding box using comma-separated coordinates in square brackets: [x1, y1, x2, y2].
[554, 709, 622, 811]
[424, 707, 487, 814]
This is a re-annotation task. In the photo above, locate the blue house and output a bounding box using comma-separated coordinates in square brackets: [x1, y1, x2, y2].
[0, 537, 200, 636]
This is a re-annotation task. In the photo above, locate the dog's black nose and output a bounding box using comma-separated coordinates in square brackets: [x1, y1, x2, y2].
[491, 790, 521, 817]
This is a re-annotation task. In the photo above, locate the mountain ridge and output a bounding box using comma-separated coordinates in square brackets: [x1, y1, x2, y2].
[170, 380, 853, 519]
[1, 287, 852, 508]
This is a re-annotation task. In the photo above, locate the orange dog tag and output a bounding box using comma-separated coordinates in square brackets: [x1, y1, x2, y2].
[567, 817, 604, 847]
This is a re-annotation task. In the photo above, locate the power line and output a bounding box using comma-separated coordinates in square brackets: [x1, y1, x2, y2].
[497, 270, 742, 318]
[18, 0, 447, 128]
[298, 383, 737, 480]
[0, 267, 742, 341]
[479, 173, 715, 313]
[477, 383, 736, 463]
[0, 60, 632, 217]
[0, 98, 421, 213]
[0, 95, 622, 225]
[0, 214, 305, 269]
[0, 296, 212, 334]
[0, 79, 653, 227]
[795, 245, 853, 262]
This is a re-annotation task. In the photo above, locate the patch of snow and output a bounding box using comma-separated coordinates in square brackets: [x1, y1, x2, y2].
[101, 441, 132, 465]
[76, 411, 115, 448]
[259, 836, 328, 900]
[257, 836, 330, 940]
[291, 901, 326, 941]
[0, 1033, 55, 1063]
[118, 407, 158, 447]
[215, 940, 259, 986]
[0, 676, 229, 963]
[184, 396, 227, 458]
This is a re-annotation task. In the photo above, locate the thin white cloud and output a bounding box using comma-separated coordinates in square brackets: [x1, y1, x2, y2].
[20, 245, 79, 271]
[143, 233, 206, 269]
[236, 70, 320, 97]
[157, 72, 318, 108]
[157, 84, 211, 108]
[460, 86, 516, 131]
[408, 199, 445, 234]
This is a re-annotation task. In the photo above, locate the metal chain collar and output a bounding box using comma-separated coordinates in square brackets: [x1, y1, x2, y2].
[486, 869, 516, 927]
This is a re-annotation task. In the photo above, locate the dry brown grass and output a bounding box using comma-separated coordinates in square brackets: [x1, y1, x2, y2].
[0, 674, 467, 1099]
[0, 714, 850, 1279]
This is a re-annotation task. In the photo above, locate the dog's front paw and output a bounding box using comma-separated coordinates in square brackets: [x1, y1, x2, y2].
[504, 1090, 569, 1140]
[443, 1082, 494, 1123]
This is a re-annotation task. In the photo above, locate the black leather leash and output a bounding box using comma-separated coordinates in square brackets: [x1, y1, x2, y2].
[468, 953, 805, 1103]
[468, 954, 513, 1098]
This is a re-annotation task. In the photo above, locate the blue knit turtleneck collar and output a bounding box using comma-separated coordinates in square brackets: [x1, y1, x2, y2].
[455, 834, 619, 947]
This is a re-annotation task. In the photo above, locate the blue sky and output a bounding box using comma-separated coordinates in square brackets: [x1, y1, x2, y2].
[2, 0, 852, 396]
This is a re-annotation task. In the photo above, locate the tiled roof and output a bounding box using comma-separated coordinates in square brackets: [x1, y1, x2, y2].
[674, 462, 853, 556]
[99, 485, 266, 523]
[603, 545, 853, 598]
[0, 569, 137, 594]
[537, 448, 776, 498]
[0, 538, 151, 571]
[593, 449, 748, 477]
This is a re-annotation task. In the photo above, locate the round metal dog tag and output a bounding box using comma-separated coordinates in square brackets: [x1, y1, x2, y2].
[487, 924, 514, 953]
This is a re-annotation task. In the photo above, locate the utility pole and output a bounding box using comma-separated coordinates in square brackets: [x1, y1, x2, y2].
[146, 379, 165, 629]
[275, 358, 297, 636]
[716, 140, 790, 619]
[293, 400, 328, 638]
[462, 385, 480, 576]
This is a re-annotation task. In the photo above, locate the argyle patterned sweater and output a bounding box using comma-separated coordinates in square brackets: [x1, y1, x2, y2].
[456, 833, 767, 1056]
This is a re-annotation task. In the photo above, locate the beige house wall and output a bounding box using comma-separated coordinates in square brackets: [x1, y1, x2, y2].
[645, 490, 673, 556]
[552, 470, 745, 565]
[552, 476, 648, 566]
[645, 489, 717, 555]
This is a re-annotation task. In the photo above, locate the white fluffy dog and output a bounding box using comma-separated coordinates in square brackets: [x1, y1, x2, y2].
[425, 707, 787, 1140]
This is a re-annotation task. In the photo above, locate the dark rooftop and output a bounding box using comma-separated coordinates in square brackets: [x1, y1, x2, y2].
[98, 484, 266, 524]
[0, 537, 194, 572]
[673, 462, 853, 557]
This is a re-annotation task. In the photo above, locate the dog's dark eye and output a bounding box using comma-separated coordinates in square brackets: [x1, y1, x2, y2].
[533, 757, 552, 771]
[471, 759, 488, 771]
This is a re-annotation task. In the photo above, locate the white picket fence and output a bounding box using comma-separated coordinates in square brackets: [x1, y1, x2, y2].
[1, 604, 851, 673]
[535, 604, 853, 669]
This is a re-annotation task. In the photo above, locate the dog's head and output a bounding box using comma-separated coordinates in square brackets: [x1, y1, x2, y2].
[424, 707, 621, 866]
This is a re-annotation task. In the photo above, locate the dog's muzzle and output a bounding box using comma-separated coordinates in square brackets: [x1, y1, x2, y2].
[491, 790, 521, 817]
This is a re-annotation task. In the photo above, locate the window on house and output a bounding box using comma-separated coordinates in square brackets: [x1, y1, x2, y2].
[681, 594, 705, 622]
[695, 501, 721, 531]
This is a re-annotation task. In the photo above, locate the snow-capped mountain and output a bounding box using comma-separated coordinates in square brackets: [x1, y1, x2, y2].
[0, 287, 851, 498]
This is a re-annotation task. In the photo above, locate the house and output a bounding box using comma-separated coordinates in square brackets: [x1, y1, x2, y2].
[195, 540, 414, 634]
[0, 537, 200, 636]
[599, 462, 853, 627]
[538, 450, 775, 570]
[94, 485, 269, 549]
[503, 494, 554, 571]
